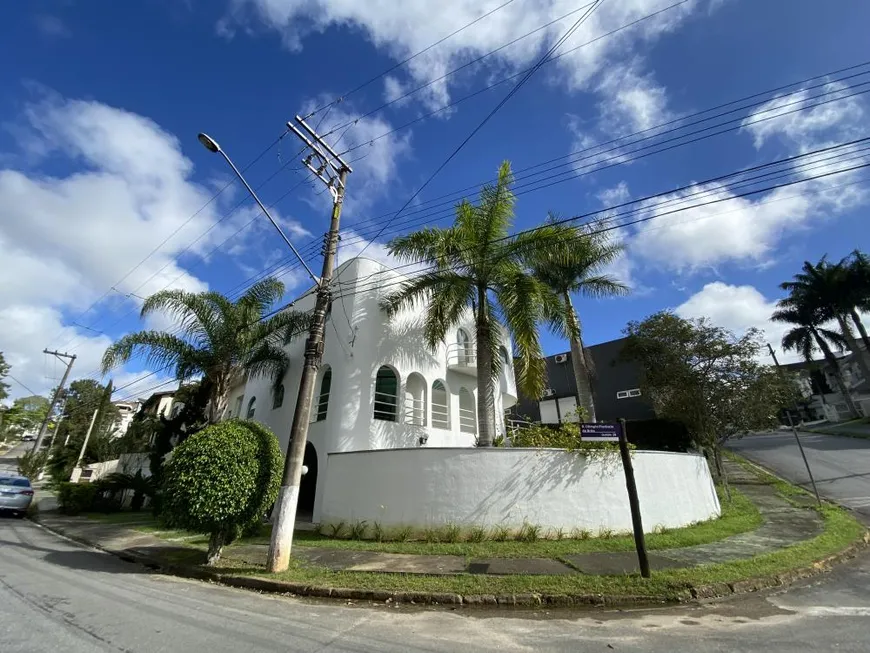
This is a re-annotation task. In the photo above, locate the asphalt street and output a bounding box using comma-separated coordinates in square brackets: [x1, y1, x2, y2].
[729, 432, 870, 520]
[0, 440, 30, 475]
[1, 512, 870, 651]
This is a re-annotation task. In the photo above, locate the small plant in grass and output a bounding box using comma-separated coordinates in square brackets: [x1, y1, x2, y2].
[162, 419, 283, 566]
[372, 521, 386, 542]
[652, 523, 671, 535]
[572, 527, 592, 540]
[327, 521, 346, 538]
[550, 527, 566, 540]
[492, 525, 512, 541]
[392, 525, 413, 542]
[466, 526, 488, 543]
[349, 520, 368, 540]
[598, 526, 615, 539]
[518, 522, 542, 543]
[423, 526, 441, 543]
[440, 523, 461, 543]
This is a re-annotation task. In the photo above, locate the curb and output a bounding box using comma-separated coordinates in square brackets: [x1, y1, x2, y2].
[29, 516, 870, 609]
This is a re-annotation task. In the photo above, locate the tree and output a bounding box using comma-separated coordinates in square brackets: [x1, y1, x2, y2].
[101, 279, 310, 425]
[845, 249, 870, 351]
[48, 380, 119, 483]
[623, 312, 793, 467]
[529, 219, 628, 422]
[779, 256, 870, 385]
[2, 395, 51, 438]
[771, 304, 860, 419]
[162, 420, 283, 565]
[0, 351, 10, 404]
[381, 162, 553, 446]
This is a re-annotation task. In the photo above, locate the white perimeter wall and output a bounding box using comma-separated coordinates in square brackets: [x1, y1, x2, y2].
[321, 448, 720, 532]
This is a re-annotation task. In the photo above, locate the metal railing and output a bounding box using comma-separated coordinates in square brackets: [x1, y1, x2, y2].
[374, 389, 399, 422]
[404, 396, 426, 426]
[446, 342, 476, 367]
[431, 402, 450, 430]
[458, 405, 476, 434]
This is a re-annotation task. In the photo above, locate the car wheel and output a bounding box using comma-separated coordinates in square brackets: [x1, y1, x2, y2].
[13, 511, 24, 519]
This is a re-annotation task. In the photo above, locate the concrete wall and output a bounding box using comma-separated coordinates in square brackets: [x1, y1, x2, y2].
[320, 448, 720, 533]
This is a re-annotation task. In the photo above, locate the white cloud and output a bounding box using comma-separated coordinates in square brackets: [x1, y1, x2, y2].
[0, 91, 279, 399]
[34, 14, 71, 38]
[674, 282, 800, 363]
[597, 181, 631, 206]
[225, 0, 712, 115]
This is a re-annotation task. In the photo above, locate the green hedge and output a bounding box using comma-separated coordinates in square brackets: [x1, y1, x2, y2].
[57, 482, 99, 515]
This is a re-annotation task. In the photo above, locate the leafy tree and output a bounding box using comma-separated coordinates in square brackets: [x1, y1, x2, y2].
[382, 162, 553, 446]
[779, 256, 870, 384]
[623, 312, 794, 469]
[101, 279, 309, 424]
[529, 219, 628, 422]
[2, 395, 51, 437]
[162, 420, 283, 565]
[48, 380, 119, 483]
[0, 351, 10, 404]
[771, 304, 860, 419]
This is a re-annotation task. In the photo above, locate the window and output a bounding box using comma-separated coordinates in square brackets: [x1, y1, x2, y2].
[431, 380, 450, 430]
[405, 373, 427, 426]
[499, 346, 511, 367]
[246, 397, 257, 420]
[458, 387, 476, 435]
[617, 388, 641, 400]
[234, 396, 243, 418]
[273, 384, 285, 410]
[457, 329, 472, 365]
[373, 366, 399, 421]
[316, 368, 332, 422]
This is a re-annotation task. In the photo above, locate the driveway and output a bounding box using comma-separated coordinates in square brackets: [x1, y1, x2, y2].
[729, 432, 870, 521]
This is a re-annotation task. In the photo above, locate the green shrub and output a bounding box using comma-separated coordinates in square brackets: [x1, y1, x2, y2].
[492, 525, 512, 541]
[466, 526, 488, 543]
[17, 449, 49, 479]
[392, 525, 413, 542]
[327, 521, 346, 538]
[440, 523, 461, 543]
[349, 520, 368, 540]
[57, 482, 99, 515]
[518, 522, 542, 543]
[372, 522, 386, 542]
[162, 419, 283, 565]
[101, 471, 157, 512]
[423, 526, 441, 543]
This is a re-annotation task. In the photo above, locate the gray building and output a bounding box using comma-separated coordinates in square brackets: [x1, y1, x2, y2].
[510, 337, 656, 425]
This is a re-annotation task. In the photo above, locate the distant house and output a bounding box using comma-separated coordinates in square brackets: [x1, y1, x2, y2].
[111, 400, 141, 438]
[139, 390, 181, 420]
[508, 337, 656, 426]
[781, 350, 869, 421]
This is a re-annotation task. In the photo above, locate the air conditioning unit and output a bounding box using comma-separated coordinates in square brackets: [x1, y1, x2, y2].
[542, 388, 557, 397]
[554, 353, 568, 364]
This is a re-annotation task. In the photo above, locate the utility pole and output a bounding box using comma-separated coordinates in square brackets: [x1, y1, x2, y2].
[767, 344, 822, 507]
[267, 116, 353, 573]
[32, 350, 76, 452]
[71, 408, 100, 480]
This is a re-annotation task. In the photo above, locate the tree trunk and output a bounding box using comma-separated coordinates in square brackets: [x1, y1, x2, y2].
[814, 331, 860, 419]
[563, 292, 596, 423]
[713, 446, 731, 503]
[475, 285, 496, 447]
[206, 373, 228, 425]
[206, 529, 226, 566]
[836, 314, 870, 388]
[849, 308, 870, 366]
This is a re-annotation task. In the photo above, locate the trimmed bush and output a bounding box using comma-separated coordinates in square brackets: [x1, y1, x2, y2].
[17, 449, 49, 479]
[57, 482, 98, 515]
[162, 419, 283, 565]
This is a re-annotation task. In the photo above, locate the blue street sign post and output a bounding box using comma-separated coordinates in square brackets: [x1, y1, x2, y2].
[579, 422, 621, 442]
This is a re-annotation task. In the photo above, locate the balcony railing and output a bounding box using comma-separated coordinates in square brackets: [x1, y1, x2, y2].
[446, 343, 476, 372]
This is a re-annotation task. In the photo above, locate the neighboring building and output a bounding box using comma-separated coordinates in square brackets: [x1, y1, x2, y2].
[139, 390, 180, 420]
[111, 400, 141, 438]
[782, 350, 869, 421]
[225, 257, 517, 520]
[509, 337, 656, 425]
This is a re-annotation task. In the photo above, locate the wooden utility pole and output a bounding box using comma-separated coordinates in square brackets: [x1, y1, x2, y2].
[268, 116, 353, 573]
[618, 418, 650, 578]
[32, 350, 76, 452]
[766, 344, 822, 507]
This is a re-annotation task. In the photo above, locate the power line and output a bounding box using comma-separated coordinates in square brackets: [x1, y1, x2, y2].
[302, 0, 521, 120]
[6, 374, 40, 397]
[353, 0, 607, 262]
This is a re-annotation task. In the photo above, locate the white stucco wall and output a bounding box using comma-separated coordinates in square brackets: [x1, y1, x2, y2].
[320, 448, 720, 533]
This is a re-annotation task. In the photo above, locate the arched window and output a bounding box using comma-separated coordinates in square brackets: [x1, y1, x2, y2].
[234, 396, 243, 418]
[272, 384, 285, 410]
[457, 328, 472, 365]
[458, 388, 476, 435]
[499, 346, 511, 368]
[315, 367, 332, 422]
[405, 373, 427, 426]
[246, 397, 257, 420]
[431, 380, 450, 430]
[374, 366, 399, 422]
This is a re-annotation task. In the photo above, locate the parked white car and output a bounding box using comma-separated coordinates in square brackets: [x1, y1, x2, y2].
[0, 476, 34, 517]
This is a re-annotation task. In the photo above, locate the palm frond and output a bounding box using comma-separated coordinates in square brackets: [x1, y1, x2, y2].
[101, 331, 204, 378]
[238, 277, 286, 315]
[243, 341, 291, 391]
[494, 267, 546, 398]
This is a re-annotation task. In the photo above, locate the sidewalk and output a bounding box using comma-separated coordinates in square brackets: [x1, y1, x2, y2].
[33, 460, 824, 578]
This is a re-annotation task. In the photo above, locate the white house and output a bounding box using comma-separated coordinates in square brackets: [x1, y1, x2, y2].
[111, 400, 141, 438]
[226, 256, 518, 520]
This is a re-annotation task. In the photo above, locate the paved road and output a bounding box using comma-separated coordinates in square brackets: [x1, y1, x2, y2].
[2, 517, 870, 652]
[729, 432, 870, 520]
[0, 440, 30, 475]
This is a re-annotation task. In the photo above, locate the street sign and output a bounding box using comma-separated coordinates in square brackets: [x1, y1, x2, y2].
[580, 422, 622, 442]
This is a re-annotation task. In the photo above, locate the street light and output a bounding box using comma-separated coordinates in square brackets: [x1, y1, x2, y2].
[197, 132, 317, 284]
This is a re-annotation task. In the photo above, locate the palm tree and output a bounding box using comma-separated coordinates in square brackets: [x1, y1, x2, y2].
[845, 249, 870, 352]
[771, 304, 859, 419]
[779, 257, 870, 385]
[381, 161, 552, 446]
[101, 278, 310, 425]
[530, 219, 628, 422]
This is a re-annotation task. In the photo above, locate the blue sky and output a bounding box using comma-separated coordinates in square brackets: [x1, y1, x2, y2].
[1, 0, 869, 401]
